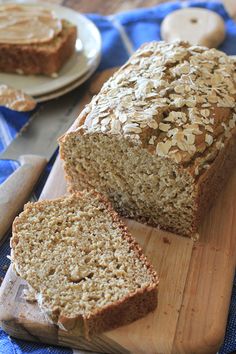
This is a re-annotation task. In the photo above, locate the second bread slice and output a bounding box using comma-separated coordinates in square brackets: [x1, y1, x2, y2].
[11, 191, 158, 338]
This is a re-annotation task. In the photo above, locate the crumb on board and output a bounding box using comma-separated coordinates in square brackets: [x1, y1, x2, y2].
[162, 236, 171, 245]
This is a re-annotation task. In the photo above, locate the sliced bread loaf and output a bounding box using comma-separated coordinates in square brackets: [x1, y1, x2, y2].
[11, 191, 158, 337]
[59, 41, 236, 237]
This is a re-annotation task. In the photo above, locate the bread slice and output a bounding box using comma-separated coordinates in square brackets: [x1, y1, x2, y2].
[0, 20, 77, 76]
[59, 41, 236, 237]
[11, 191, 158, 337]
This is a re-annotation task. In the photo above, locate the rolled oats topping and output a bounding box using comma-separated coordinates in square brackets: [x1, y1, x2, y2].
[79, 41, 236, 165]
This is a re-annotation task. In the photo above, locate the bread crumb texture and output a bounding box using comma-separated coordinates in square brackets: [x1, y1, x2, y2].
[11, 191, 158, 336]
[60, 41, 236, 236]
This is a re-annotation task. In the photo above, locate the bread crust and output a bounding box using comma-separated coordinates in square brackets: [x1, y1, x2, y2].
[195, 125, 236, 229]
[0, 21, 77, 75]
[58, 283, 157, 339]
[11, 191, 158, 338]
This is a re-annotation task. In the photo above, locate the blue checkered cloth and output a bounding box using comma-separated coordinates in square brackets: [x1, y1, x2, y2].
[1, 1, 236, 353]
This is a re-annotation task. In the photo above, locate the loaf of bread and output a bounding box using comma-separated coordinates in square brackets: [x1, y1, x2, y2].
[11, 191, 158, 337]
[59, 41, 236, 237]
[0, 4, 77, 76]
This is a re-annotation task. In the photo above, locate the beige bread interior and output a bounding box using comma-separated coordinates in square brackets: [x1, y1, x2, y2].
[11, 191, 158, 337]
[61, 133, 196, 235]
[59, 41, 236, 237]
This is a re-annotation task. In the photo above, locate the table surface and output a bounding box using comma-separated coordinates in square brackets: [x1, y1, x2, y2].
[62, 0, 180, 14]
[37, 0, 235, 17]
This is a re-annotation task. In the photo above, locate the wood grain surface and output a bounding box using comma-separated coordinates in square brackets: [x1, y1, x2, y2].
[36, 0, 235, 17]
[0, 69, 236, 354]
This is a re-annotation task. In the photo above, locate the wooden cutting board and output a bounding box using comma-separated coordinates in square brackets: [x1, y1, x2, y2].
[0, 70, 236, 354]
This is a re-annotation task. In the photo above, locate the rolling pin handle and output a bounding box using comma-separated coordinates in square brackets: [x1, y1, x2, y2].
[0, 154, 47, 241]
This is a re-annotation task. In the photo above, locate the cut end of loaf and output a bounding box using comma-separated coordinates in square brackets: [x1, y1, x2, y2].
[11, 191, 158, 337]
[60, 133, 197, 236]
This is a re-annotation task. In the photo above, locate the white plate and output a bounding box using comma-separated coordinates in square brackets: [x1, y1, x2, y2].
[35, 57, 100, 102]
[0, 1, 102, 97]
